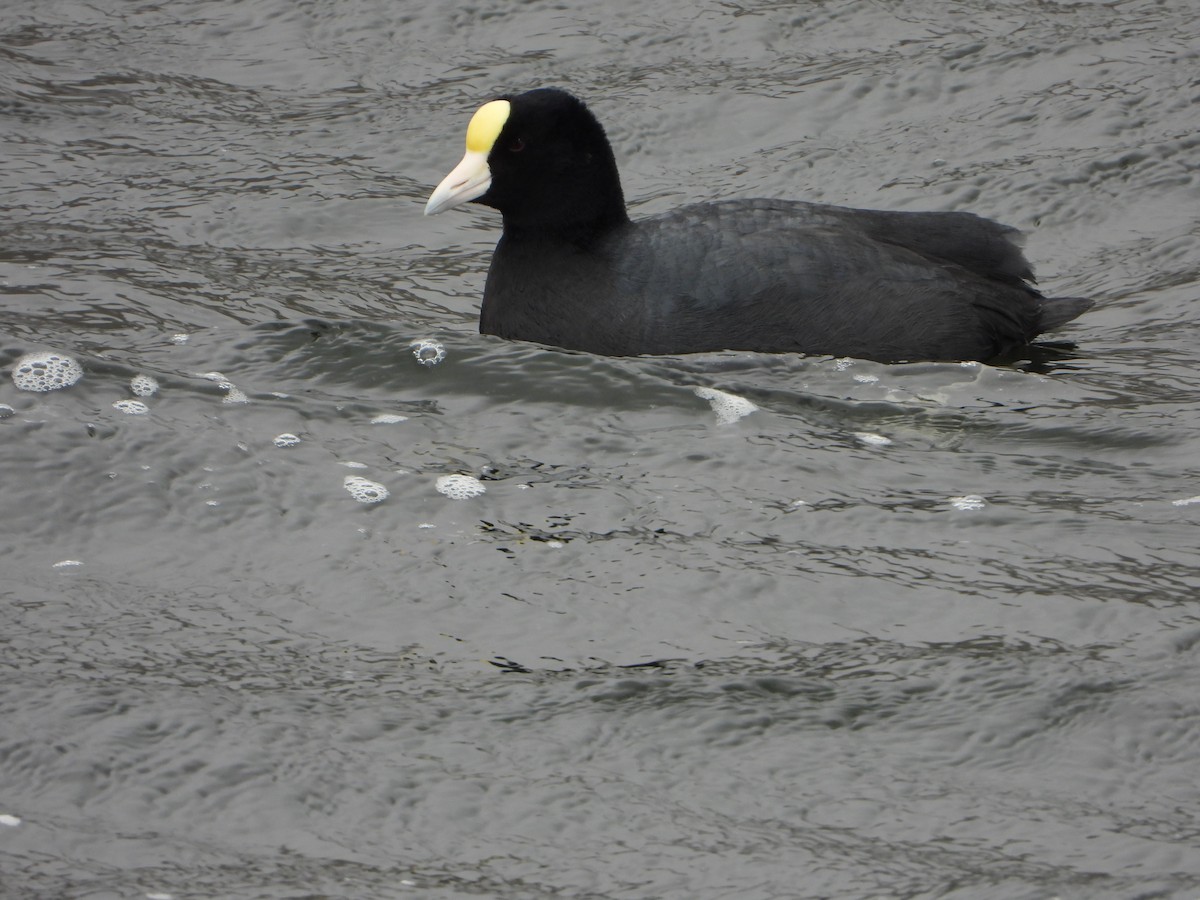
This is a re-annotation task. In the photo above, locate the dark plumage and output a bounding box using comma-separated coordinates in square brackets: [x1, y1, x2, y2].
[425, 88, 1091, 363]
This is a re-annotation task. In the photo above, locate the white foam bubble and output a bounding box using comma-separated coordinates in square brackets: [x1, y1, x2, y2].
[854, 432, 892, 447]
[273, 433, 300, 448]
[411, 339, 446, 366]
[852, 373, 879, 384]
[170, 333, 189, 345]
[197, 371, 248, 404]
[52, 560, 82, 568]
[0, 814, 20, 827]
[130, 374, 159, 397]
[950, 494, 987, 510]
[341, 461, 368, 469]
[693, 386, 757, 425]
[371, 413, 409, 424]
[0, 404, 14, 419]
[113, 400, 149, 415]
[1171, 496, 1200, 507]
[11, 352, 83, 392]
[436, 474, 487, 500]
[344, 475, 389, 504]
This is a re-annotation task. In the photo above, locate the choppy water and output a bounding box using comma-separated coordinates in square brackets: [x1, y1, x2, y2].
[3, 1, 1200, 897]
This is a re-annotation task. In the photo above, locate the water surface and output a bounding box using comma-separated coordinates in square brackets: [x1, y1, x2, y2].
[3, 1, 1200, 897]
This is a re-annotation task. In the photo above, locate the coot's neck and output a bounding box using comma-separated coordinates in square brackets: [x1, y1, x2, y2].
[500, 204, 630, 247]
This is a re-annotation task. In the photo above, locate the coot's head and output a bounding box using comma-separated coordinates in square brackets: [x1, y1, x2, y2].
[425, 88, 628, 236]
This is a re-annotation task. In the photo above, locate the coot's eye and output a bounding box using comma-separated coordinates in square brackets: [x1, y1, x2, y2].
[509, 137, 525, 153]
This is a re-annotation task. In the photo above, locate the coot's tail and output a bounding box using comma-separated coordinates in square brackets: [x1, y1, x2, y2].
[1038, 296, 1093, 332]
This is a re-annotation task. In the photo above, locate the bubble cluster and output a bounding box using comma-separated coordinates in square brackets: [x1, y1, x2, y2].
[196, 371, 248, 404]
[411, 339, 447, 366]
[344, 475, 389, 504]
[436, 474, 487, 500]
[11, 352, 83, 392]
[854, 432, 893, 447]
[130, 374, 159, 397]
[693, 386, 757, 425]
[370, 413, 409, 424]
[113, 400, 149, 415]
[273, 433, 301, 448]
[949, 494, 987, 511]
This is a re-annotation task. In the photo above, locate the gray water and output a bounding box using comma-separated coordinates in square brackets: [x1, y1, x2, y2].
[3, 1, 1200, 898]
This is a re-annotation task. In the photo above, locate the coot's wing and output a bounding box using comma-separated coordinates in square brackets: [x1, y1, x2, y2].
[610, 202, 1044, 361]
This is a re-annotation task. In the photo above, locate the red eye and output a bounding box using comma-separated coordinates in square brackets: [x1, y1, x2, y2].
[509, 137, 525, 152]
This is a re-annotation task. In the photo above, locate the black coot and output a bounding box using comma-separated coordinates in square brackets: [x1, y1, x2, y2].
[425, 88, 1090, 363]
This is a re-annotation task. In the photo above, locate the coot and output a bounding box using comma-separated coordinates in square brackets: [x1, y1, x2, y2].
[425, 88, 1090, 363]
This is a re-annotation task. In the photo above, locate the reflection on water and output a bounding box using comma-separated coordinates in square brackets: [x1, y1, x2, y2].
[3, 0, 1200, 897]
